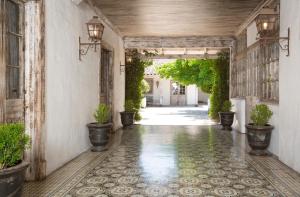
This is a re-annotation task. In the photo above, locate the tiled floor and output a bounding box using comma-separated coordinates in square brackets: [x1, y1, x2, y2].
[23, 107, 300, 197]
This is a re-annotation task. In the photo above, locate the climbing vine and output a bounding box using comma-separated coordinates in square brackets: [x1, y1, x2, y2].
[125, 49, 154, 120]
[209, 51, 230, 120]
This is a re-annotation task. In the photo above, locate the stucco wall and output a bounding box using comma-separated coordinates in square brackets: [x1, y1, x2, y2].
[45, 1, 124, 175]
[187, 85, 198, 105]
[198, 88, 209, 103]
[279, 0, 300, 173]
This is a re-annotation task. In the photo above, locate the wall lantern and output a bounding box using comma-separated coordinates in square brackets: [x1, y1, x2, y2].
[120, 55, 133, 73]
[79, 16, 104, 61]
[156, 81, 160, 88]
[255, 14, 290, 56]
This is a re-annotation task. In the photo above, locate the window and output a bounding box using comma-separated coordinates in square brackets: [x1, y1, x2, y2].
[101, 48, 110, 94]
[6, 0, 23, 99]
[172, 82, 186, 95]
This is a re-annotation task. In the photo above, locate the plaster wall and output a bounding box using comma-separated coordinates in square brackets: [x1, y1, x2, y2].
[187, 85, 198, 105]
[198, 89, 209, 103]
[44, 0, 124, 175]
[279, 0, 300, 173]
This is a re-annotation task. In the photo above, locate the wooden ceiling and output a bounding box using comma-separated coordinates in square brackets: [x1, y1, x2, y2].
[90, 0, 264, 36]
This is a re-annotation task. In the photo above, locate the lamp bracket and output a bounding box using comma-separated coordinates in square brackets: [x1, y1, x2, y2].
[257, 28, 290, 57]
[79, 37, 101, 61]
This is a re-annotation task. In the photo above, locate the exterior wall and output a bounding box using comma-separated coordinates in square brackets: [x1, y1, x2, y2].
[187, 85, 198, 105]
[279, 0, 300, 173]
[198, 88, 209, 103]
[146, 75, 198, 106]
[45, 1, 124, 175]
[231, 98, 246, 134]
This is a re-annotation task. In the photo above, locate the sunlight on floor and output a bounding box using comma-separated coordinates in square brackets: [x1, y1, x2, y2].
[137, 105, 216, 126]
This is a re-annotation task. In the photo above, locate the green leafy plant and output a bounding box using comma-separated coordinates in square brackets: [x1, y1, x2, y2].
[221, 100, 233, 112]
[156, 59, 215, 94]
[125, 49, 153, 121]
[209, 51, 230, 119]
[141, 79, 150, 95]
[250, 104, 273, 126]
[0, 123, 30, 169]
[124, 100, 136, 113]
[94, 104, 110, 124]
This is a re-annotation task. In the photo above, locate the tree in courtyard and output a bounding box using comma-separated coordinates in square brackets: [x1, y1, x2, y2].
[156, 59, 215, 94]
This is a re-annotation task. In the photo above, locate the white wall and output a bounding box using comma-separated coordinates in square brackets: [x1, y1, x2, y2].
[45, 1, 124, 175]
[187, 85, 198, 105]
[279, 0, 300, 173]
[198, 88, 209, 103]
[231, 98, 246, 134]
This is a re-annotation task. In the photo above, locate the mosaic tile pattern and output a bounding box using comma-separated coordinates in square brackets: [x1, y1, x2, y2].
[55, 126, 283, 196]
[24, 125, 300, 197]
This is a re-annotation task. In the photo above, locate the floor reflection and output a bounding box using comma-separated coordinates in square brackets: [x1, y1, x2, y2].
[66, 125, 282, 196]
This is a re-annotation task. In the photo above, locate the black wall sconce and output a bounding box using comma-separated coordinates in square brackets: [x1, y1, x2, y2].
[79, 16, 104, 61]
[255, 13, 290, 56]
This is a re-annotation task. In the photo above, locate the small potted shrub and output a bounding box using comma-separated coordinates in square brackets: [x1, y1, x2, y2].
[87, 104, 112, 152]
[246, 104, 273, 156]
[219, 100, 235, 130]
[0, 123, 30, 196]
[120, 100, 136, 127]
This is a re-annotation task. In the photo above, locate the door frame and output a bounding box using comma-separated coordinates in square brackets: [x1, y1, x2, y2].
[100, 41, 114, 125]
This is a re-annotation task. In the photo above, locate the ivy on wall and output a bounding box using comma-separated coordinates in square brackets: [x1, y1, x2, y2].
[125, 49, 153, 120]
[209, 51, 230, 120]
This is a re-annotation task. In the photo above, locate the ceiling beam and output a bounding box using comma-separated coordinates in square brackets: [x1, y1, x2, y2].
[71, 0, 84, 5]
[124, 36, 235, 49]
[141, 54, 219, 60]
[235, 0, 278, 36]
[86, 0, 123, 37]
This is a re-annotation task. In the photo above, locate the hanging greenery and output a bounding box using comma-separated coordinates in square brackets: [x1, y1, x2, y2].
[125, 49, 154, 120]
[209, 51, 230, 120]
[156, 59, 215, 94]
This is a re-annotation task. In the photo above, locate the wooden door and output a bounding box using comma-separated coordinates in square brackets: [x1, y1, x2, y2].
[170, 82, 186, 106]
[0, 0, 25, 123]
[100, 48, 112, 105]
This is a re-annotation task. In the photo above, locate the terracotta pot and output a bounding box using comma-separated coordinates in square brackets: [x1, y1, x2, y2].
[246, 123, 273, 156]
[120, 112, 135, 127]
[0, 162, 29, 197]
[87, 123, 112, 152]
[219, 112, 235, 130]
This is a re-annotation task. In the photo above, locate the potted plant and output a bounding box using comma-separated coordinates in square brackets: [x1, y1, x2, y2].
[219, 100, 235, 130]
[246, 104, 273, 156]
[120, 100, 136, 127]
[0, 123, 30, 197]
[87, 104, 112, 152]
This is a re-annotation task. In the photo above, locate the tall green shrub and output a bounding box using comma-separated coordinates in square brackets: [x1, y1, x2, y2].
[125, 49, 153, 120]
[209, 51, 230, 119]
[0, 123, 30, 169]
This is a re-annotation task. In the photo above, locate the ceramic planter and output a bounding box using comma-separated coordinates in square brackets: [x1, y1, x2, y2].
[219, 112, 235, 130]
[246, 123, 273, 156]
[87, 123, 112, 152]
[120, 111, 135, 127]
[0, 162, 29, 197]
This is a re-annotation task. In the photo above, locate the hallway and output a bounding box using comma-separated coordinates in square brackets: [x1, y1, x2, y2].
[24, 123, 300, 196]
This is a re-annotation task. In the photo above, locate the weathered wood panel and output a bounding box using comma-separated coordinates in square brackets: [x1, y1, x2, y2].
[91, 0, 263, 36]
[231, 31, 279, 102]
[24, 0, 46, 181]
[124, 36, 235, 49]
[0, 0, 5, 122]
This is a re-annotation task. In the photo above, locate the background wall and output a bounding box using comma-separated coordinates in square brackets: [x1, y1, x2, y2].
[279, 0, 300, 173]
[198, 88, 209, 103]
[45, 1, 124, 175]
[186, 85, 198, 105]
